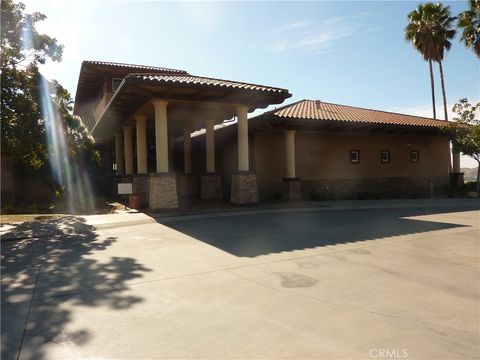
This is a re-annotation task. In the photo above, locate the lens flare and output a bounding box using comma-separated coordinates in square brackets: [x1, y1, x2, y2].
[20, 16, 34, 57]
[19, 11, 95, 214]
[39, 76, 95, 214]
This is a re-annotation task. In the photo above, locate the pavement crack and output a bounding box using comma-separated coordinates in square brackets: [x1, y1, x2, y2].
[15, 241, 48, 360]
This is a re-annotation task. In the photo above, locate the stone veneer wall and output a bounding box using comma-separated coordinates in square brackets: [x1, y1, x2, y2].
[133, 175, 150, 208]
[179, 175, 198, 197]
[282, 178, 301, 200]
[148, 174, 178, 209]
[231, 174, 258, 204]
[258, 176, 449, 201]
[201, 175, 222, 199]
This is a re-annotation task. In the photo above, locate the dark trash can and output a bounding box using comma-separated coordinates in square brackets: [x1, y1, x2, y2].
[129, 193, 141, 209]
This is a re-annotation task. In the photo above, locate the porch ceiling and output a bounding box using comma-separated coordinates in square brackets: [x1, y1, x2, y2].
[91, 74, 291, 140]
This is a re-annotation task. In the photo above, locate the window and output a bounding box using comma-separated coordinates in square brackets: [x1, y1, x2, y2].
[112, 78, 123, 92]
[410, 150, 419, 163]
[350, 150, 360, 163]
[380, 150, 390, 163]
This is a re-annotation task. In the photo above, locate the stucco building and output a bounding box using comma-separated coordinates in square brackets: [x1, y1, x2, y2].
[73, 61, 460, 208]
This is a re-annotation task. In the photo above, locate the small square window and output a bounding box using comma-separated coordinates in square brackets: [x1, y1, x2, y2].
[410, 150, 419, 163]
[112, 78, 123, 92]
[350, 150, 360, 163]
[380, 150, 390, 163]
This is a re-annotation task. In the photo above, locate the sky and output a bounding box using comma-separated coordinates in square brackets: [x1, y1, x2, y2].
[22, 0, 480, 167]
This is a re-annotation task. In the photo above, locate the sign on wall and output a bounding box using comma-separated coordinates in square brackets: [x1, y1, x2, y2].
[118, 183, 133, 195]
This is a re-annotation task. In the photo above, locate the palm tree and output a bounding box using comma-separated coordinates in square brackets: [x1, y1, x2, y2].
[458, 0, 480, 58]
[432, 4, 456, 121]
[405, 3, 456, 121]
[405, 3, 440, 119]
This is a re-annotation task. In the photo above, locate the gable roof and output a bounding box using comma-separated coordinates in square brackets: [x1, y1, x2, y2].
[81, 60, 188, 74]
[262, 99, 448, 128]
[90, 72, 291, 138]
[73, 60, 188, 114]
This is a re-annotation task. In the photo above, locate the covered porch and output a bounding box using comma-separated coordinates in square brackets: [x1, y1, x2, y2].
[91, 74, 291, 209]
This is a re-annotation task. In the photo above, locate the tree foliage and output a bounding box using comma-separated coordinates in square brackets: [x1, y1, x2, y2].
[1, 0, 63, 68]
[405, 3, 456, 121]
[1, 0, 97, 179]
[458, 0, 480, 58]
[405, 3, 456, 63]
[449, 98, 480, 191]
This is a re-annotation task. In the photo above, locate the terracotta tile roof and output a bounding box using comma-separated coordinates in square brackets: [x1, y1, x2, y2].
[83, 60, 188, 74]
[127, 74, 289, 94]
[269, 99, 449, 128]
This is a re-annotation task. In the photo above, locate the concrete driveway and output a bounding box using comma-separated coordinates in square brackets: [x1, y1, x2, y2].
[2, 200, 479, 359]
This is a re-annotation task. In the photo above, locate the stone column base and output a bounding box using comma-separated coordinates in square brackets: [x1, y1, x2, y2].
[179, 175, 198, 197]
[231, 174, 258, 204]
[449, 172, 464, 189]
[149, 173, 179, 209]
[201, 174, 222, 200]
[282, 178, 302, 200]
[132, 175, 150, 208]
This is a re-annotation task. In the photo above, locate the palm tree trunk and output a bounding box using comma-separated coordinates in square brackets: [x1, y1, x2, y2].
[429, 60, 437, 119]
[438, 60, 448, 121]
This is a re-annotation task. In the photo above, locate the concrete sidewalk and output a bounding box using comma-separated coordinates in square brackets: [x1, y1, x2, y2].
[2, 200, 479, 359]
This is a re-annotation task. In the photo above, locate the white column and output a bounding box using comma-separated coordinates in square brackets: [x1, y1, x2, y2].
[123, 126, 133, 175]
[285, 130, 296, 178]
[114, 132, 124, 175]
[183, 128, 192, 174]
[135, 116, 147, 174]
[452, 151, 461, 173]
[205, 119, 215, 173]
[236, 106, 249, 172]
[153, 100, 169, 173]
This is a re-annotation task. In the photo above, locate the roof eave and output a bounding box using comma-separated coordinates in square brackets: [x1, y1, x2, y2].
[125, 75, 291, 111]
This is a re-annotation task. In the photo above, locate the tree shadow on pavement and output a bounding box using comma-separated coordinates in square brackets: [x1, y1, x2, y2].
[1, 216, 151, 360]
[165, 207, 473, 257]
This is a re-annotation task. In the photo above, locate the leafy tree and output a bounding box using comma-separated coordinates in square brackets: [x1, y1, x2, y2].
[1, 0, 63, 170]
[1, 0, 63, 69]
[405, 3, 456, 121]
[458, 0, 480, 58]
[1, 0, 98, 201]
[449, 99, 480, 192]
[50, 80, 97, 163]
[1, 63, 47, 170]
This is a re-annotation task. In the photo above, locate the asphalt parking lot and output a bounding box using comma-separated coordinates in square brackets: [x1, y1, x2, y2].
[2, 199, 479, 359]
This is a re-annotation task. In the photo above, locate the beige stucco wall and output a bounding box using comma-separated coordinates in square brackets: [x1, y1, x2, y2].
[255, 131, 450, 181]
[93, 90, 113, 122]
[190, 128, 255, 198]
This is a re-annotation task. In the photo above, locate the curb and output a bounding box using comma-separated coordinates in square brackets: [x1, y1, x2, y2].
[155, 200, 480, 223]
[0, 218, 156, 242]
